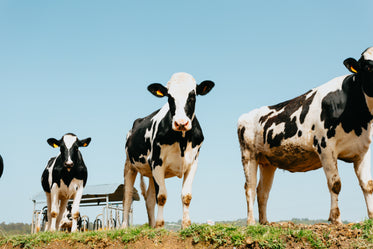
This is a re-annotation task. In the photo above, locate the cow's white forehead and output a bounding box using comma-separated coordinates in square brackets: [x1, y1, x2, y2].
[363, 47, 373, 61]
[167, 72, 196, 95]
[63, 134, 77, 149]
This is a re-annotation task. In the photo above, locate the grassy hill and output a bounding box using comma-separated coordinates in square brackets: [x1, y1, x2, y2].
[1, 220, 373, 248]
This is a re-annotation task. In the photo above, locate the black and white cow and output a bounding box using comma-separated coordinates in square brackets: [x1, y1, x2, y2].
[122, 72, 214, 229]
[238, 47, 373, 225]
[41, 133, 91, 232]
[0, 155, 3, 178]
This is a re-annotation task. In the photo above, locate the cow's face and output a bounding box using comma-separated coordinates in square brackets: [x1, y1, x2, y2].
[148, 72, 214, 132]
[344, 47, 373, 96]
[47, 133, 91, 171]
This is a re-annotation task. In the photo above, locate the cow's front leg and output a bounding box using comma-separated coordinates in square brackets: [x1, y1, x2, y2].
[71, 185, 84, 232]
[321, 152, 342, 224]
[49, 187, 59, 231]
[241, 149, 258, 225]
[354, 148, 373, 219]
[152, 165, 166, 228]
[257, 163, 276, 224]
[181, 160, 198, 229]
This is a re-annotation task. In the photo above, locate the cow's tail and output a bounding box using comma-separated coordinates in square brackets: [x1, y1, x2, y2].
[140, 175, 147, 200]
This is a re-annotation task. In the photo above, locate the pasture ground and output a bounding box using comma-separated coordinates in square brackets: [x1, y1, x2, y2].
[1, 220, 373, 248]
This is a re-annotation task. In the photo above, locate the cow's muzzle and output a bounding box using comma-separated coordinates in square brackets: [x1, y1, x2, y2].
[173, 120, 191, 131]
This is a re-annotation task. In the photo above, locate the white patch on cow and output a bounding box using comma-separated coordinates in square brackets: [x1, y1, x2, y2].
[167, 73, 196, 131]
[63, 134, 77, 165]
[63, 134, 77, 149]
[363, 47, 373, 61]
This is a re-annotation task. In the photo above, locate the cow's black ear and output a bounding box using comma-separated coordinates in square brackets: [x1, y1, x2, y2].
[148, 83, 168, 98]
[344, 58, 360, 73]
[197, 80, 215, 95]
[47, 138, 60, 148]
[79, 137, 91, 147]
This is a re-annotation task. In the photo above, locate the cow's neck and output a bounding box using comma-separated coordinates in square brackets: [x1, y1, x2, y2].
[360, 75, 373, 115]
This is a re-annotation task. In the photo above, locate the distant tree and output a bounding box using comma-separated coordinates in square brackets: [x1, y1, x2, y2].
[0, 222, 31, 235]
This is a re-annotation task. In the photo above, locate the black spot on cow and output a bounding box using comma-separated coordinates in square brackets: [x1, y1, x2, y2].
[317, 144, 322, 154]
[185, 91, 196, 119]
[313, 136, 318, 147]
[312, 124, 315, 130]
[321, 137, 327, 148]
[259, 111, 274, 124]
[298, 130, 302, 137]
[262, 91, 316, 148]
[320, 75, 373, 138]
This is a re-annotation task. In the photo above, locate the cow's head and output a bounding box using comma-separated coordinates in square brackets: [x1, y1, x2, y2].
[344, 47, 373, 95]
[148, 72, 214, 132]
[47, 133, 91, 170]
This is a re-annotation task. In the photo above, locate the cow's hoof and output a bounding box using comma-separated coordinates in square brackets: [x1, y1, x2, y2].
[181, 219, 191, 229]
[247, 218, 256, 226]
[155, 220, 164, 228]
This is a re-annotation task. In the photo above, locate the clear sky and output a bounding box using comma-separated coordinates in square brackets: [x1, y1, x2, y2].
[1, 0, 373, 225]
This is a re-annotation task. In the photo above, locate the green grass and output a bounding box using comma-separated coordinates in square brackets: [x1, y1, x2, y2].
[2, 221, 373, 248]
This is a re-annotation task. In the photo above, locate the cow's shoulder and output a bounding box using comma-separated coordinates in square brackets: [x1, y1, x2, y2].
[321, 75, 373, 138]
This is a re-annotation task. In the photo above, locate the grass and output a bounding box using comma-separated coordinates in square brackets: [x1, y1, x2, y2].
[1, 221, 373, 248]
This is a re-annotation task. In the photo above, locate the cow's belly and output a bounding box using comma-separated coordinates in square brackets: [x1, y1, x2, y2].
[259, 145, 322, 172]
[57, 179, 83, 199]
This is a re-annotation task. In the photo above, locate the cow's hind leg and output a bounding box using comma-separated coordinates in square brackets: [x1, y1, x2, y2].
[354, 149, 373, 219]
[321, 152, 342, 224]
[45, 193, 51, 231]
[257, 163, 276, 224]
[122, 159, 138, 229]
[241, 148, 258, 225]
[142, 176, 156, 227]
[56, 198, 68, 231]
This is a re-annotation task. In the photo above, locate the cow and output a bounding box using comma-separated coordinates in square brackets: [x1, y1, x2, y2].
[41, 133, 91, 232]
[121, 72, 214, 229]
[237, 47, 373, 225]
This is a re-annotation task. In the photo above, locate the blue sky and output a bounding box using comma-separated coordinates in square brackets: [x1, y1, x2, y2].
[1, 1, 373, 225]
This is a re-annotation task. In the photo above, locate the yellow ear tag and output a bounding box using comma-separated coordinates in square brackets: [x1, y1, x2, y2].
[53, 144, 59, 148]
[351, 66, 357, 73]
[156, 90, 164, 96]
[83, 143, 88, 147]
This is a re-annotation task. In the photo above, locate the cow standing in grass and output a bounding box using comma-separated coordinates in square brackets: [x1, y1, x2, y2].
[238, 47, 373, 225]
[41, 133, 91, 232]
[122, 72, 214, 229]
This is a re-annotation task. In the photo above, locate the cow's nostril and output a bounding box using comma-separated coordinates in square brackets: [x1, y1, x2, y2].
[65, 162, 74, 167]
